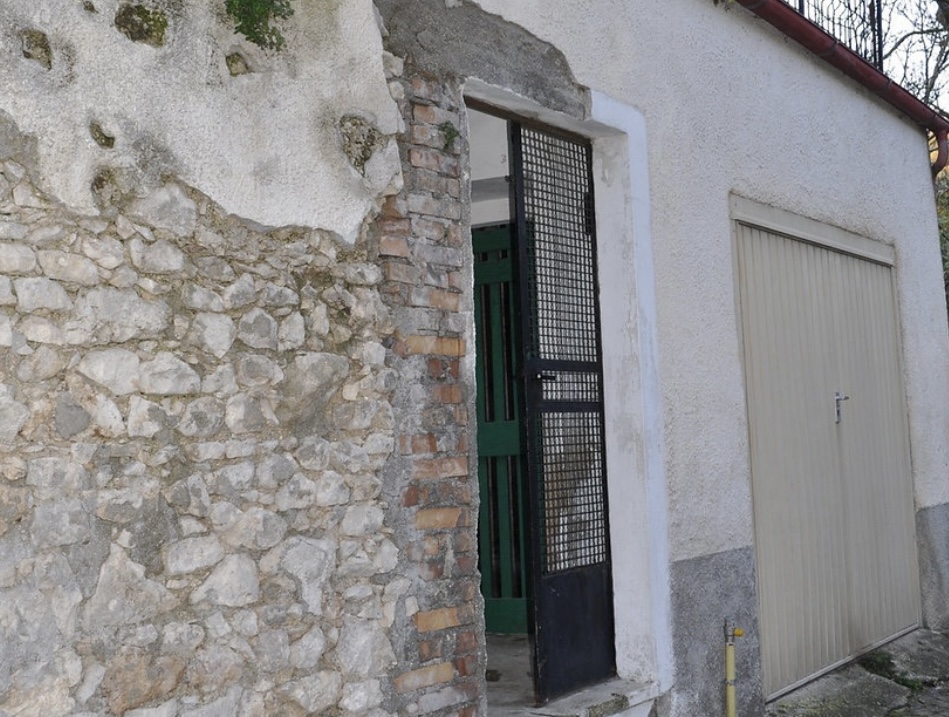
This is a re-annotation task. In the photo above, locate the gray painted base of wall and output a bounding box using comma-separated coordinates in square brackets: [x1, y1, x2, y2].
[666, 546, 765, 717]
[917, 502, 949, 631]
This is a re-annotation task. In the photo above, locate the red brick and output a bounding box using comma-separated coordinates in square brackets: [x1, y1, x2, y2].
[403, 484, 420, 507]
[456, 630, 479, 654]
[380, 195, 407, 218]
[419, 636, 446, 662]
[407, 192, 462, 221]
[433, 384, 463, 404]
[384, 261, 421, 284]
[410, 286, 461, 311]
[378, 235, 410, 258]
[412, 217, 453, 242]
[413, 103, 459, 126]
[415, 507, 462, 530]
[423, 535, 442, 556]
[453, 655, 479, 677]
[412, 169, 462, 198]
[401, 335, 465, 357]
[409, 147, 460, 177]
[428, 358, 460, 380]
[412, 456, 468, 480]
[410, 78, 458, 108]
[394, 662, 455, 693]
[401, 433, 438, 455]
[455, 554, 478, 576]
[454, 531, 475, 553]
[419, 559, 445, 580]
[416, 607, 461, 632]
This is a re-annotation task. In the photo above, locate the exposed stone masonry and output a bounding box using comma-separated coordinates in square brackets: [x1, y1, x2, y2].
[0, 151, 405, 714]
[378, 64, 483, 717]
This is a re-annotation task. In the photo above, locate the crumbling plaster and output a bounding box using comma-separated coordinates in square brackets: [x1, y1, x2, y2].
[0, 0, 402, 243]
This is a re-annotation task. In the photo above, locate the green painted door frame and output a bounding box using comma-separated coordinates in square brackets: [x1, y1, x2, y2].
[474, 225, 528, 634]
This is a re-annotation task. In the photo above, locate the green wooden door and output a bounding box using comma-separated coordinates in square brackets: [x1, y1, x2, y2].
[474, 225, 528, 634]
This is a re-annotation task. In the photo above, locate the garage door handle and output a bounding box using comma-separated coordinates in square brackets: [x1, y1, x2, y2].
[536, 373, 557, 382]
[835, 391, 850, 424]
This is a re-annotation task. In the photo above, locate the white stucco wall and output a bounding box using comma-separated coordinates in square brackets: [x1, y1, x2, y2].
[0, 0, 401, 242]
[470, 0, 949, 561]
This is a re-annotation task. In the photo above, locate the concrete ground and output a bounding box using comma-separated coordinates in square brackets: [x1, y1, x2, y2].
[766, 630, 949, 717]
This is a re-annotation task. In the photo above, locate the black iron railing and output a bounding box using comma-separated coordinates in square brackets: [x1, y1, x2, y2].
[787, 0, 885, 69]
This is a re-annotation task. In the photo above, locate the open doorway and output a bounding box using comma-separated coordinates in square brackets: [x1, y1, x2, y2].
[468, 103, 616, 707]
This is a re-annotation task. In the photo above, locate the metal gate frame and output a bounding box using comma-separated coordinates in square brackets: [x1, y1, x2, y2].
[511, 117, 616, 703]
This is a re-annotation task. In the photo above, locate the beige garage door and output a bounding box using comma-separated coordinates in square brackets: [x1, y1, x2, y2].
[736, 209, 920, 698]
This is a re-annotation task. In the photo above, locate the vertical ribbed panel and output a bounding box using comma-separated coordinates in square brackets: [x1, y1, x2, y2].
[737, 226, 919, 697]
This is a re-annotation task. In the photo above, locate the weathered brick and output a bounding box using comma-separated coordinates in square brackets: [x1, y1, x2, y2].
[403, 483, 420, 507]
[407, 192, 462, 221]
[456, 579, 480, 602]
[412, 217, 453, 243]
[454, 531, 475, 553]
[416, 607, 461, 632]
[401, 432, 438, 455]
[419, 635, 447, 662]
[412, 456, 467, 480]
[410, 78, 458, 108]
[394, 661, 455, 693]
[384, 260, 421, 284]
[414, 507, 462, 530]
[453, 655, 478, 677]
[419, 559, 445, 580]
[411, 169, 462, 198]
[401, 335, 465, 357]
[448, 270, 465, 290]
[379, 234, 411, 258]
[413, 103, 460, 126]
[380, 195, 408, 218]
[422, 535, 442, 556]
[408, 147, 460, 177]
[427, 358, 460, 380]
[418, 685, 469, 713]
[455, 553, 478, 575]
[416, 480, 472, 507]
[433, 384, 462, 404]
[456, 630, 478, 654]
[409, 123, 453, 151]
[413, 242, 464, 268]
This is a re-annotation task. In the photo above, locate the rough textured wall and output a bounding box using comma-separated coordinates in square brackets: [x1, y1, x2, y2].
[0, 158, 407, 716]
[0, 1, 427, 715]
[0, 0, 401, 242]
[376, 68, 482, 717]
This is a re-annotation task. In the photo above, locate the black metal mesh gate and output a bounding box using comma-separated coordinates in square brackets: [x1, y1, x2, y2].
[511, 120, 615, 702]
[517, 125, 610, 576]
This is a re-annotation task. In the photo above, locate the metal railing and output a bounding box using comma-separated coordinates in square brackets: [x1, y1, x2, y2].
[787, 0, 885, 69]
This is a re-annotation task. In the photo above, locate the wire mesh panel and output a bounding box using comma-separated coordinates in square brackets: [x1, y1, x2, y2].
[789, 0, 883, 68]
[516, 124, 610, 576]
[540, 412, 608, 572]
[521, 127, 599, 365]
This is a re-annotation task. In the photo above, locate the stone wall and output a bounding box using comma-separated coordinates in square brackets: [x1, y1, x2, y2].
[0, 152, 406, 715]
[0, 1, 487, 715]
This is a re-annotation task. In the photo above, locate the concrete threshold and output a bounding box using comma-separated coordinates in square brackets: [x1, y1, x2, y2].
[486, 634, 657, 717]
[524, 679, 658, 717]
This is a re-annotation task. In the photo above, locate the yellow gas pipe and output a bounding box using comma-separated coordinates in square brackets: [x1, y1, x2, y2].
[724, 620, 744, 717]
